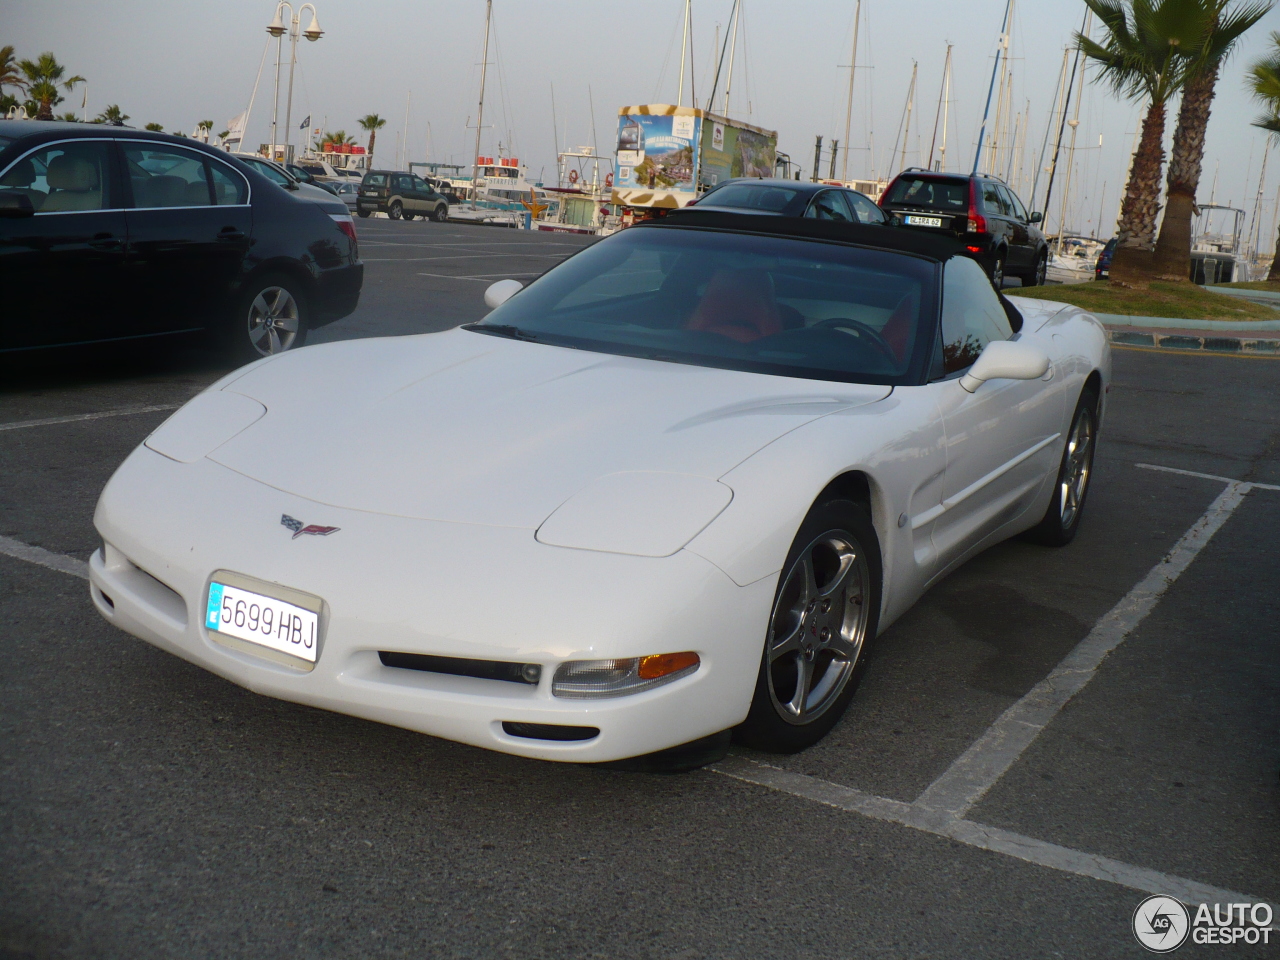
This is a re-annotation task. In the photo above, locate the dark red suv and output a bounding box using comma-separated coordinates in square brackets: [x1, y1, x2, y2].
[879, 170, 1048, 288]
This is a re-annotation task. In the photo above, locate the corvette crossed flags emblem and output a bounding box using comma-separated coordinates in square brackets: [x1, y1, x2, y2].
[281, 514, 340, 539]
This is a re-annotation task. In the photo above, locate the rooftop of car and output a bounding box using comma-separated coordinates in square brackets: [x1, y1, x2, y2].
[645, 208, 967, 262]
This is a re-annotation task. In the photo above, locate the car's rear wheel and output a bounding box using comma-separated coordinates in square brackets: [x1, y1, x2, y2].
[432, 204, 448, 222]
[226, 273, 308, 363]
[1026, 252, 1047, 287]
[388, 200, 403, 220]
[736, 499, 882, 753]
[989, 251, 1006, 289]
[1024, 384, 1099, 546]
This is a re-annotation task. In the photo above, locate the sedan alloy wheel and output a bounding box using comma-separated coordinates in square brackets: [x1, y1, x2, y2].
[247, 286, 301, 356]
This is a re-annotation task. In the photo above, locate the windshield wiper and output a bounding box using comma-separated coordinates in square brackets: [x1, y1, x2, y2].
[463, 322, 540, 342]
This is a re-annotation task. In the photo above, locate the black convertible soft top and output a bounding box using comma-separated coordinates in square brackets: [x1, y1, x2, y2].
[640, 208, 968, 262]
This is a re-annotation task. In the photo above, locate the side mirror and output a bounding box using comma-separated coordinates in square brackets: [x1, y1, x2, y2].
[0, 193, 35, 218]
[1029, 211, 1043, 224]
[484, 278, 524, 309]
[959, 340, 1050, 393]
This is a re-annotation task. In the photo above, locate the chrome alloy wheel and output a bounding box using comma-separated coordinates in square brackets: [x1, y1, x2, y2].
[246, 286, 300, 357]
[767, 531, 871, 725]
[1060, 405, 1095, 528]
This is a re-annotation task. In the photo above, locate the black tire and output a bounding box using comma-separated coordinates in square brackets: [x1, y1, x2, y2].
[224, 272, 309, 364]
[989, 251, 1006, 289]
[1024, 252, 1047, 287]
[432, 204, 449, 222]
[357, 208, 371, 218]
[402, 209, 415, 221]
[1024, 384, 1100, 546]
[735, 499, 882, 753]
[388, 200, 403, 220]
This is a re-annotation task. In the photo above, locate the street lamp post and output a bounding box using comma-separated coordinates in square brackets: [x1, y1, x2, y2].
[266, 2, 322, 164]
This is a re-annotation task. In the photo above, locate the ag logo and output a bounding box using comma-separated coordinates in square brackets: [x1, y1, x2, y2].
[1133, 895, 1190, 953]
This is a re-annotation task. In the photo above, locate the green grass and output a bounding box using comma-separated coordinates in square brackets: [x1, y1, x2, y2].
[1009, 280, 1280, 321]
[1213, 280, 1280, 292]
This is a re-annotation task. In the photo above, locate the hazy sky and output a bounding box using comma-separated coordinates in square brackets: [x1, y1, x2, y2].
[7, 0, 1280, 241]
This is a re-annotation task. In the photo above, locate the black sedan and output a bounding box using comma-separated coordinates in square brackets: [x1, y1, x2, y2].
[0, 121, 363, 361]
[688, 178, 889, 225]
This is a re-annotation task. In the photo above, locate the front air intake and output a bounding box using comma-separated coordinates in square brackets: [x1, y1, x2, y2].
[501, 722, 600, 742]
[378, 651, 541, 685]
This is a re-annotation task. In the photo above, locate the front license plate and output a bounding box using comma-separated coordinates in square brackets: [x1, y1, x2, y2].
[206, 581, 320, 663]
[905, 215, 943, 228]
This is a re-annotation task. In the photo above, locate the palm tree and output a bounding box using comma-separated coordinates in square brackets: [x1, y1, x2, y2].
[57, 111, 78, 122]
[1151, 0, 1271, 280]
[1247, 30, 1280, 279]
[358, 113, 387, 166]
[96, 104, 129, 125]
[18, 52, 84, 120]
[197, 119, 214, 142]
[145, 122, 164, 132]
[0, 45, 27, 96]
[1078, 0, 1215, 284]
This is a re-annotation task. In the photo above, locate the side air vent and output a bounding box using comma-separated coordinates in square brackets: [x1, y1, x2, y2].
[378, 651, 541, 685]
[501, 722, 600, 742]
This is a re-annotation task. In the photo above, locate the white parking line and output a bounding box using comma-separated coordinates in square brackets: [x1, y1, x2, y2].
[1136, 461, 1280, 491]
[914, 478, 1250, 819]
[0, 404, 180, 432]
[0, 535, 88, 579]
[713, 465, 1269, 905]
[713, 756, 1262, 906]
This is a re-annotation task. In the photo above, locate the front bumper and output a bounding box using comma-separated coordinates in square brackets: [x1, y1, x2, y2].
[90, 447, 770, 762]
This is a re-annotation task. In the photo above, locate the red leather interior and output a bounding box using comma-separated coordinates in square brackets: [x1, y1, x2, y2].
[880, 290, 918, 362]
[686, 269, 784, 343]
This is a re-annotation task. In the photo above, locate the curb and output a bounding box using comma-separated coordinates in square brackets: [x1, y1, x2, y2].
[1106, 328, 1280, 354]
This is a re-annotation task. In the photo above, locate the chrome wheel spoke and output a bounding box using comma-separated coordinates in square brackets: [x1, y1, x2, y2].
[248, 321, 270, 346]
[274, 314, 299, 334]
[787, 655, 814, 719]
[769, 620, 805, 662]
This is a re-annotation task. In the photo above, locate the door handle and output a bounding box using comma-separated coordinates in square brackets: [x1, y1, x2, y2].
[88, 233, 122, 250]
[217, 228, 246, 241]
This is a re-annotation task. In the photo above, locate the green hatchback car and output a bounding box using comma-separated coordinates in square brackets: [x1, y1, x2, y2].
[357, 170, 449, 221]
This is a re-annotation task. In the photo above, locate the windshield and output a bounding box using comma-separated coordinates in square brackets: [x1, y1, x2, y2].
[883, 176, 969, 213]
[473, 227, 936, 385]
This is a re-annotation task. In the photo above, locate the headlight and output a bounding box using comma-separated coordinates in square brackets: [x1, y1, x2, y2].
[551, 651, 700, 699]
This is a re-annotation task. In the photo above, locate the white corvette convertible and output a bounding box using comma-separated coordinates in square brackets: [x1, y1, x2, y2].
[90, 211, 1109, 767]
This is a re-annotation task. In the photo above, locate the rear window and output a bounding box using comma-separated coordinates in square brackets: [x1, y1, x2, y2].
[702, 183, 798, 212]
[883, 176, 969, 212]
[363, 173, 387, 187]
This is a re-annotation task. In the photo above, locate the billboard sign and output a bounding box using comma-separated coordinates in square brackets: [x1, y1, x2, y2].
[615, 112, 700, 196]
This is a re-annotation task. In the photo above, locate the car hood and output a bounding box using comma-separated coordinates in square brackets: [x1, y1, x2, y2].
[206, 328, 891, 527]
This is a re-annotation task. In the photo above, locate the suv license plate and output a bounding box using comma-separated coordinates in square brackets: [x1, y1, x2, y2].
[905, 215, 943, 228]
[206, 581, 320, 662]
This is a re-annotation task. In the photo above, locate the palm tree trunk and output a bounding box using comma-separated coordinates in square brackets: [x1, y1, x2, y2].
[1152, 67, 1217, 282]
[1109, 100, 1166, 285]
[368, 130, 376, 167]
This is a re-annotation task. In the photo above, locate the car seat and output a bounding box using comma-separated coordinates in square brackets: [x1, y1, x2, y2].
[0, 158, 45, 210]
[686, 268, 784, 343]
[42, 155, 102, 211]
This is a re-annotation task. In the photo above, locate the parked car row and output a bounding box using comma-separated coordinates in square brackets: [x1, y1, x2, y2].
[689, 168, 1052, 288]
[0, 120, 363, 360]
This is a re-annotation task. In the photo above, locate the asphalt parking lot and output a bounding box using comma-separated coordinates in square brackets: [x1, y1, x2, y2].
[2, 218, 1278, 959]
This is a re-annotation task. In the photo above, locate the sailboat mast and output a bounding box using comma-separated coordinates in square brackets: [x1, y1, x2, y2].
[898, 62, 917, 176]
[1031, 49, 1069, 214]
[939, 48, 951, 172]
[724, 0, 741, 114]
[972, 0, 1013, 174]
[928, 43, 952, 173]
[470, 0, 492, 208]
[1054, 7, 1090, 254]
[677, 0, 690, 107]
[840, 0, 862, 182]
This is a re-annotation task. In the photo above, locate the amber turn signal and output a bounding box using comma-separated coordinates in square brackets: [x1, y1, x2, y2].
[637, 651, 701, 680]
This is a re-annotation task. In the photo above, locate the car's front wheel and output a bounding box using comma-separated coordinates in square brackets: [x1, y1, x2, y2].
[357, 208, 371, 219]
[226, 273, 308, 363]
[736, 499, 882, 753]
[432, 204, 448, 222]
[1024, 384, 1099, 546]
[388, 200, 403, 220]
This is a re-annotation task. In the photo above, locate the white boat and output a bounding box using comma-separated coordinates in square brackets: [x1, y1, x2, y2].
[1045, 236, 1104, 284]
[536, 148, 621, 236]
